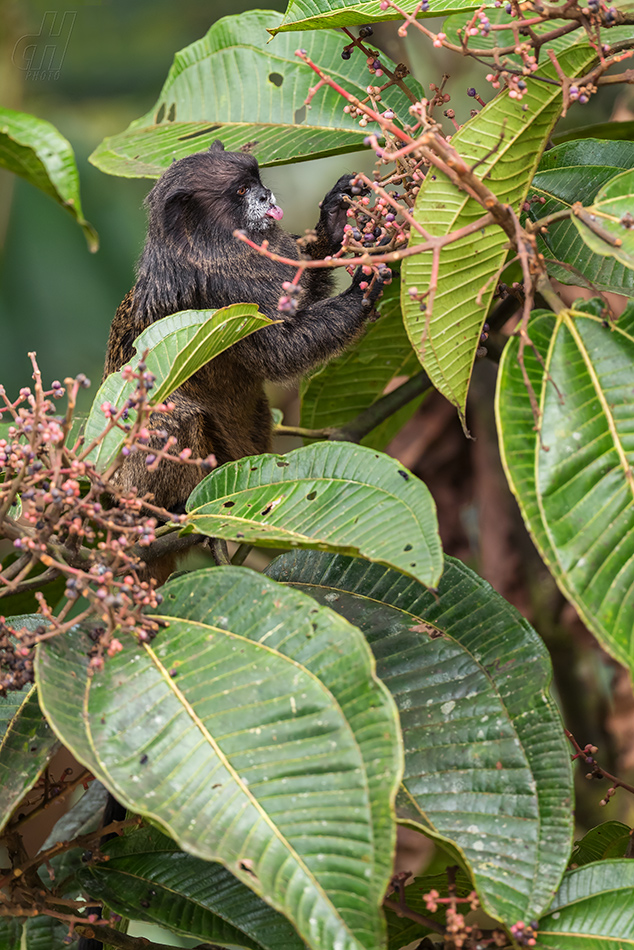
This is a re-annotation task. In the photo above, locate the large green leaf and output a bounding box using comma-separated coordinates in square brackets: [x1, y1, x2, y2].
[570, 821, 632, 866]
[36, 567, 402, 950]
[83, 305, 272, 472]
[80, 826, 306, 950]
[299, 280, 425, 451]
[529, 139, 634, 293]
[184, 441, 443, 589]
[272, 0, 485, 33]
[266, 550, 573, 925]
[0, 106, 97, 250]
[89, 10, 423, 177]
[537, 860, 634, 948]
[400, 43, 597, 429]
[570, 168, 634, 272]
[496, 309, 634, 676]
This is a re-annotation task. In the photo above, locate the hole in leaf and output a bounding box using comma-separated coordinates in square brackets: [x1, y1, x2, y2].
[276, 460, 289, 467]
[294, 105, 307, 124]
[239, 860, 257, 878]
[223, 500, 235, 508]
[410, 563, 417, 568]
[178, 124, 221, 141]
[306, 491, 317, 501]
[155, 103, 166, 123]
[269, 72, 284, 86]
[167, 103, 176, 121]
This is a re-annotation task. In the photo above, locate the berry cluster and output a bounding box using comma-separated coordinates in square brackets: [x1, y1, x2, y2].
[509, 920, 539, 947]
[421, 883, 481, 949]
[0, 356, 214, 691]
[568, 82, 597, 104]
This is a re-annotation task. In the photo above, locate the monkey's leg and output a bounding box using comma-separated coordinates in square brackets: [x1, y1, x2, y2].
[113, 399, 210, 513]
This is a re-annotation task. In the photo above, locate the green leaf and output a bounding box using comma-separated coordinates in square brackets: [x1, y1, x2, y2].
[83, 305, 272, 473]
[80, 826, 306, 950]
[0, 919, 21, 950]
[0, 555, 66, 616]
[496, 309, 634, 676]
[570, 821, 632, 866]
[570, 168, 634, 271]
[272, 0, 484, 33]
[0, 616, 60, 833]
[529, 139, 634, 293]
[300, 279, 425, 450]
[30, 783, 111, 916]
[0, 917, 68, 950]
[89, 10, 423, 177]
[552, 120, 634, 145]
[266, 550, 573, 925]
[185, 441, 443, 589]
[0, 682, 60, 833]
[400, 43, 597, 430]
[36, 566, 402, 950]
[0, 106, 97, 250]
[538, 860, 634, 948]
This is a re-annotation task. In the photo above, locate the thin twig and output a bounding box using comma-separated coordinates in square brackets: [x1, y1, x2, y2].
[383, 899, 445, 935]
[332, 371, 432, 442]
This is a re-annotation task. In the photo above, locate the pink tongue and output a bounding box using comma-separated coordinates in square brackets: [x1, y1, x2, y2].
[266, 204, 284, 220]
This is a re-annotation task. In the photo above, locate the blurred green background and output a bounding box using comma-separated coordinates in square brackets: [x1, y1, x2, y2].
[0, 0, 619, 406]
[1, 0, 295, 402]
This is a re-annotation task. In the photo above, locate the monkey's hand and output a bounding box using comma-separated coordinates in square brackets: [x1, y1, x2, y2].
[314, 174, 369, 255]
[349, 265, 391, 312]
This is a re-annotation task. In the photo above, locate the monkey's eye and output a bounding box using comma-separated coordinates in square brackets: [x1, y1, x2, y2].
[237, 186, 249, 196]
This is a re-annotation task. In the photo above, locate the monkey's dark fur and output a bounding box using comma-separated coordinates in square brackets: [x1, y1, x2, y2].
[104, 140, 384, 513]
[80, 142, 384, 950]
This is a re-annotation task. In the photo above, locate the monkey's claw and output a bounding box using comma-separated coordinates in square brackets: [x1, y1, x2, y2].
[352, 265, 391, 309]
[320, 174, 369, 250]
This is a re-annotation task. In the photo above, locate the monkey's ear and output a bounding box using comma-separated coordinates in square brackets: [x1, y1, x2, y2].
[159, 189, 200, 242]
[209, 140, 225, 153]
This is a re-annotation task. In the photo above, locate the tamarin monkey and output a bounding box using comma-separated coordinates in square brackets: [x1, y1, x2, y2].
[103, 140, 387, 514]
[79, 145, 386, 950]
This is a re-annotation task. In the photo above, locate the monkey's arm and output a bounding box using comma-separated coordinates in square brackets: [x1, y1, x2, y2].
[300, 173, 369, 304]
[233, 268, 384, 382]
